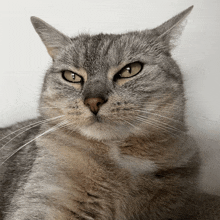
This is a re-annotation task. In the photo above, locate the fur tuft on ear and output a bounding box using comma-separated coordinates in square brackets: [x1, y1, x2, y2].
[153, 6, 193, 50]
[30, 16, 72, 59]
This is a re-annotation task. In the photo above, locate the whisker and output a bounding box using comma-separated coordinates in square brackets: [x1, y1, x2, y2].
[0, 115, 66, 152]
[40, 107, 60, 109]
[138, 101, 181, 106]
[39, 102, 71, 108]
[134, 109, 184, 125]
[138, 102, 182, 109]
[120, 118, 138, 130]
[131, 102, 215, 124]
[137, 115, 183, 134]
[137, 107, 181, 116]
[119, 117, 147, 136]
[0, 115, 65, 143]
[135, 117, 169, 135]
[0, 121, 67, 167]
[40, 104, 69, 109]
[135, 116, 181, 139]
[101, 115, 123, 136]
[119, 117, 156, 148]
[61, 123, 75, 136]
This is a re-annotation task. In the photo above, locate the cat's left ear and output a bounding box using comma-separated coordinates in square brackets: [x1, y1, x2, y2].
[31, 17, 72, 59]
[153, 6, 193, 50]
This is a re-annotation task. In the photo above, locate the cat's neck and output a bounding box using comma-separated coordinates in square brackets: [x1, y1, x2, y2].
[38, 122, 195, 171]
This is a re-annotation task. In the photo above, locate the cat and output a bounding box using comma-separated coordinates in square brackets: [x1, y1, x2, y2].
[0, 5, 220, 220]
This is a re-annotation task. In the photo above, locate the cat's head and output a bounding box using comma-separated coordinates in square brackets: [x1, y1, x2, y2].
[31, 6, 193, 141]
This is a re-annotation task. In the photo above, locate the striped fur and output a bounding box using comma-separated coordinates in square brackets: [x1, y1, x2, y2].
[1, 6, 220, 220]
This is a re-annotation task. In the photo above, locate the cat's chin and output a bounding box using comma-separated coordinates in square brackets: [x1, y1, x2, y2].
[78, 122, 134, 141]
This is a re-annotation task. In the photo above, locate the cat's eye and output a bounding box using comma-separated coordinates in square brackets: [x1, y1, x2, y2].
[62, 70, 83, 83]
[116, 62, 143, 80]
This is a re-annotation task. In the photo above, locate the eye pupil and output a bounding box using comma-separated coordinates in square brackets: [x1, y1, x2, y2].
[126, 67, 131, 73]
[62, 71, 83, 83]
[113, 62, 143, 82]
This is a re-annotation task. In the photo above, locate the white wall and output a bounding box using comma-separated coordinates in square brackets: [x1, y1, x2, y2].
[0, 0, 220, 195]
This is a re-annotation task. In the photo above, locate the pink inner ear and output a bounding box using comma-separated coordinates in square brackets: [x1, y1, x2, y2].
[31, 16, 72, 59]
[47, 47, 56, 58]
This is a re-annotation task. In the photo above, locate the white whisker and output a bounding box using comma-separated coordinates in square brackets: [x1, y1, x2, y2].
[0, 115, 65, 143]
[40, 107, 60, 109]
[135, 116, 181, 139]
[119, 117, 156, 148]
[101, 115, 123, 136]
[137, 115, 183, 134]
[120, 118, 137, 130]
[0, 121, 67, 167]
[138, 102, 181, 109]
[40, 102, 70, 109]
[0, 116, 66, 152]
[119, 117, 146, 136]
[134, 109, 184, 125]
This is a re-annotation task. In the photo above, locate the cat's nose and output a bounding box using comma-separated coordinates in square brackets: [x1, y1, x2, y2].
[84, 97, 107, 115]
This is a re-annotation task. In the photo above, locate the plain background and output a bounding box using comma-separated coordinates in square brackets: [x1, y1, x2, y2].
[0, 0, 219, 195]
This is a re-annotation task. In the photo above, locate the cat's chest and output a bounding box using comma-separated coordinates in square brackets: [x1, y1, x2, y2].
[28, 130, 163, 219]
[36, 128, 157, 179]
[108, 144, 158, 175]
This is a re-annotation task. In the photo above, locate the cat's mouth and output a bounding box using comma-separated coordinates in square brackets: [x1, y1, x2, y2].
[92, 115, 102, 123]
[88, 114, 103, 124]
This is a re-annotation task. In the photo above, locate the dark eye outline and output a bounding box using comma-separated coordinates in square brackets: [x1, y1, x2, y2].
[62, 70, 84, 84]
[113, 62, 143, 81]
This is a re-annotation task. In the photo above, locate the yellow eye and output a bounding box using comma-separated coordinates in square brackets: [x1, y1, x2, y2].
[62, 70, 83, 83]
[118, 62, 143, 78]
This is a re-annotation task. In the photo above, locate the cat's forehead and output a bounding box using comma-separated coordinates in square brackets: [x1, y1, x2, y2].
[71, 33, 119, 74]
[59, 31, 154, 77]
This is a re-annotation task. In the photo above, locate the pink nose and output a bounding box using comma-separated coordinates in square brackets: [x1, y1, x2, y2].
[84, 97, 106, 115]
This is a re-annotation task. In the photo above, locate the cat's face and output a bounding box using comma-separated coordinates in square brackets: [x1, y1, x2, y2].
[31, 7, 192, 140]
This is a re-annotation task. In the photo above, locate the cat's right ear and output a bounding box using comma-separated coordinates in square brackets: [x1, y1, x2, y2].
[30, 17, 72, 59]
[152, 6, 193, 51]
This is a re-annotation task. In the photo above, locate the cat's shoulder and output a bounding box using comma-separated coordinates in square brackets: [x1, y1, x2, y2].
[179, 192, 220, 220]
[0, 117, 43, 166]
[0, 117, 43, 137]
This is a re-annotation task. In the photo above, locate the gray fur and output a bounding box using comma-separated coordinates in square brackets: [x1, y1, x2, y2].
[1, 6, 220, 220]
